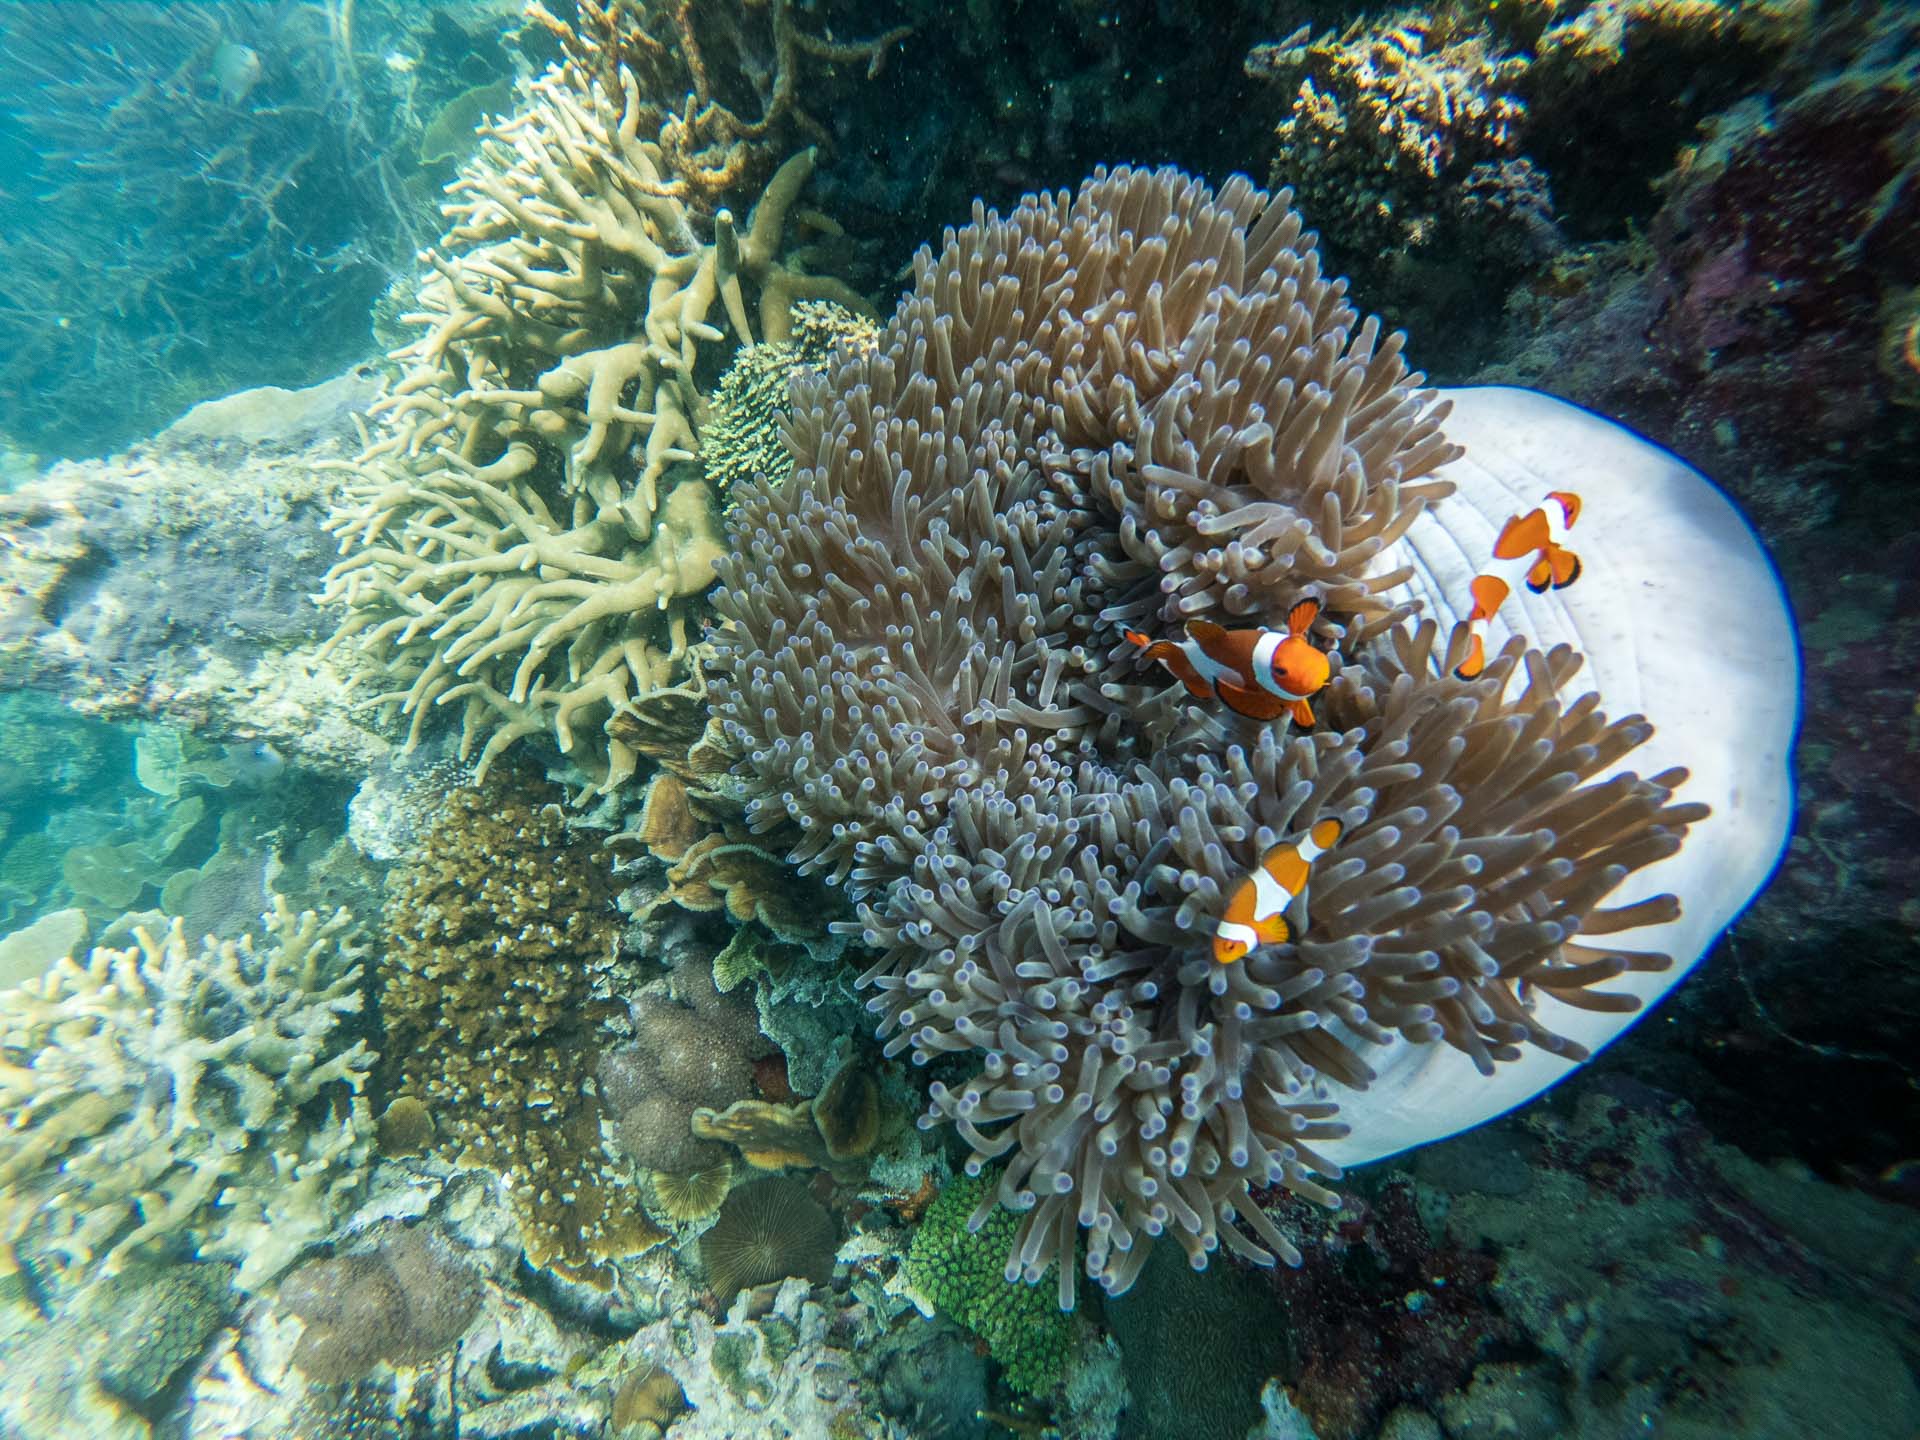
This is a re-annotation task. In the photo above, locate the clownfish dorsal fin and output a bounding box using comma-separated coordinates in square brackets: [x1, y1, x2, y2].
[1286, 596, 1322, 638]
[1186, 618, 1227, 646]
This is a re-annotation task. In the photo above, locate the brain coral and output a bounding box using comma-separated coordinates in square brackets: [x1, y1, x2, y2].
[713, 165, 1704, 1305]
[0, 899, 373, 1290]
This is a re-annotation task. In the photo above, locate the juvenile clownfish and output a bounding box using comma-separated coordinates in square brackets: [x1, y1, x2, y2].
[1453, 490, 1583, 680]
[1124, 597, 1329, 727]
[1213, 817, 1344, 964]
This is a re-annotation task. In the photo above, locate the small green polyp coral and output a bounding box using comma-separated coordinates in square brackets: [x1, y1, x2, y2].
[0, 898, 373, 1290]
[906, 1171, 1072, 1397]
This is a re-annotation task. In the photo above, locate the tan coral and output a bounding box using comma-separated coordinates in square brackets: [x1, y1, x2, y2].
[318, 49, 868, 792]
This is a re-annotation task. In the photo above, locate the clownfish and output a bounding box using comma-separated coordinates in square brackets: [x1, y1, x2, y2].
[1453, 490, 1583, 680]
[1124, 597, 1329, 727]
[1213, 817, 1344, 964]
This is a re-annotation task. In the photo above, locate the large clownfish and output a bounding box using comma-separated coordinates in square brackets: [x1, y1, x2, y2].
[1213, 817, 1344, 964]
[1124, 597, 1329, 727]
[1453, 490, 1583, 680]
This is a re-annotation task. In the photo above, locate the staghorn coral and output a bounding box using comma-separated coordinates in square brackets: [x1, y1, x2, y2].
[0, 899, 373, 1289]
[699, 1176, 837, 1300]
[597, 954, 773, 1176]
[379, 782, 663, 1285]
[713, 165, 1704, 1305]
[526, 0, 913, 221]
[318, 48, 871, 792]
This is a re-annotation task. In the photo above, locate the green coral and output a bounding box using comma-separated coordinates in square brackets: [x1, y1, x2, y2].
[905, 1171, 1072, 1397]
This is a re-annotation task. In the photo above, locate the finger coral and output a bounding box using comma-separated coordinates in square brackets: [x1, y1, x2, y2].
[0, 898, 373, 1290]
[318, 47, 868, 792]
[713, 164, 1716, 1306]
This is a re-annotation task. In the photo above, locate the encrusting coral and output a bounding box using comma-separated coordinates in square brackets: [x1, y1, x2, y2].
[906, 1170, 1073, 1398]
[0, 899, 373, 1290]
[714, 164, 1705, 1305]
[378, 782, 664, 1285]
[319, 41, 871, 792]
[278, 1221, 483, 1385]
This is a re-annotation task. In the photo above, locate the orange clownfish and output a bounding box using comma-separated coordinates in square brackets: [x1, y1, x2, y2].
[1124, 597, 1329, 727]
[1453, 490, 1583, 680]
[1213, 817, 1344, 964]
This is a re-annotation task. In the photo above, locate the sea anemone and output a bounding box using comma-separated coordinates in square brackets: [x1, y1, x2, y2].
[713, 165, 1796, 1305]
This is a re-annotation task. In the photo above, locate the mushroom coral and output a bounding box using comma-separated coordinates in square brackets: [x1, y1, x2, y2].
[713, 165, 1796, 1306]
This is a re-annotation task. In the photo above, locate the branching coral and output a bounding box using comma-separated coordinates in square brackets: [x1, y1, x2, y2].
[0, 898, 373, 1289]
[378, 782, 661, 1285]
[525, 0, 913, 219]
[319, 47, 871, 791]
[713, 165, 1704, 1305]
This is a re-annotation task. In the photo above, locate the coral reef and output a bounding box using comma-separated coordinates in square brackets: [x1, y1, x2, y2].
[277, 1221, 483, 1385]
[317, 41, 873, 791]
[0, 899, 373, 1289]
[598, 950, 774, 1177]
[699, 1175, 837, 1300]
[1246, 1, 1813, 369]
[715, 164, 1698, 1303]
[906, 1171, 1072, 1398]
[378, 781, 660, 1284]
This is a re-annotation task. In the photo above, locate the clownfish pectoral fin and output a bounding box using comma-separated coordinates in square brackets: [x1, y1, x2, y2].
[1453, 631, 1487, 680]
[1214, 679, 1293, 722]
[1285, 596, 1322, 638]
[1286, 697, 1316, 728]
[1253, 914, 1291, 947]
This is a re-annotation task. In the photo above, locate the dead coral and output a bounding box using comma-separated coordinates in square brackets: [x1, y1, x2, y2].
[378, 782, 661, 1285]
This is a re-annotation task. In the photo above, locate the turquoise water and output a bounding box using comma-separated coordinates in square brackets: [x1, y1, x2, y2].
[0, 3, 1914, 1438]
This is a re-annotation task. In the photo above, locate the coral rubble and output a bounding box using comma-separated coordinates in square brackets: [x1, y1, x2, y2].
[715, 163, 1703, 1306]
[0, 900, 373, 1289]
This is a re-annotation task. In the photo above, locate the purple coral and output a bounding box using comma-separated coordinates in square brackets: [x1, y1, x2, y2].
[598, 959, 773, 1175]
